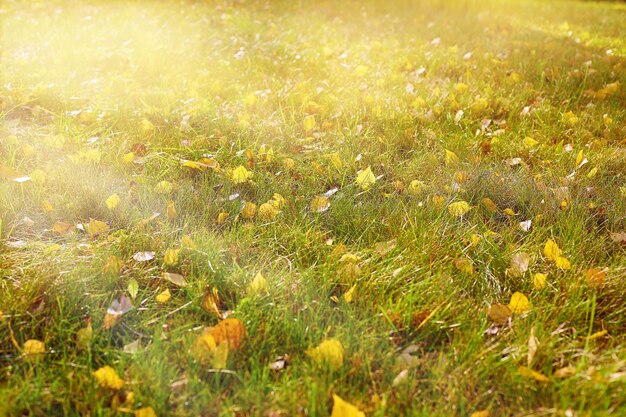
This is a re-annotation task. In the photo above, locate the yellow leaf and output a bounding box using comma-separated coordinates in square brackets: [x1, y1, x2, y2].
[86, 218, 109, 236]
[523, 136, 539, 148]
[156, 289, 171, 303]
[141, 119, 154, 131]
[258, 202, 280, 221]
[328, 153, 342, 170]
[217, 211, 229, 225]
[29, 169, 47, 184]
[576, 150, 584, 167]
[355, 166, 376, 190]
[503, 208, 516, 216]
[586, 329, 608, 340]
[105, 193, 120, 210]
[343, 285, 356, 303]
[587, 167, 598, 178]
[167, 201, 176, 221]
[562, 111, 578, 126]
[41, 199, 54, 212]
[470, 411, 490, 417]
[447, 201, 471, 217]
[307, 339, 344, 368]
[310, 195, 331, 212]
[241, 201, 257, 220]
[207, 318, 247, 351]
[211, 342, 229, 369]
[518, 366, 549, 382]
[93, 366, 124, 390]
[23, 339, 45, 358]
[303, 115, 317, 132]
[283, 158, 295, 170]
[331, 394, 365, 417]
[163, 248, 179, 266]
[509, 292, 530, 314]
[354, 65, 368, 76]
[232, 165, 252, 184]
[52, 221, 72, 234]
[408, 180, 426, 195]
[554, 256, 571, 270]
[122, 152, 135, 164]
[533, 273, 547, 290]
[155, 180, 174, 194]
[543, 239, 561, 261]
[248, 272, 268, 295]
[444, 149, 459, 166]
[134, 407, 157, 417]
[453, 258, 474, 275]
[201, 287, 222, 318]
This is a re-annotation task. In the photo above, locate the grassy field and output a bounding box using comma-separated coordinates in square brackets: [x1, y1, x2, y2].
[1, 0, 625, 415]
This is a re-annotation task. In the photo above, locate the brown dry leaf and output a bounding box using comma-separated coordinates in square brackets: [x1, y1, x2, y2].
[487, 304, 511, 326]
[206, 318, 247, 351]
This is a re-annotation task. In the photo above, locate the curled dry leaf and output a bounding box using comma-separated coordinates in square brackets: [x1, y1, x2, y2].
[201, 287, 222, 318]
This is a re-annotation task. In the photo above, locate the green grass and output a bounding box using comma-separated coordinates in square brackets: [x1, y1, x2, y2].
[1, 0, 625, 415]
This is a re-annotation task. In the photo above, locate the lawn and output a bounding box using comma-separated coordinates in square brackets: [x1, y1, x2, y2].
[1, 0, 625, 416]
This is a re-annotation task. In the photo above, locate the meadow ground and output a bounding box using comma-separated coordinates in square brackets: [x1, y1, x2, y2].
[1, 0, 625, 416]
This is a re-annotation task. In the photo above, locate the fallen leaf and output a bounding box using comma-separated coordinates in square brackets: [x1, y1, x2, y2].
[470, 411, 490, 417]
[355, 166, 376, 190]
[52, 221, 72, 234]
[163, 248, 180, 266]
[508, 252, 530, 277]
[93, 366, 124, 390]
[533, 273, 547, 290]
[232, 165, 253, 184]
[330, 394, 365, 417]
[76, 320, 93, 351]
[343, 285, 356, 303]
[481, 198, 498, 213]
[162, 272, 187, 287]
[444, 149, 459, 166]
[543, 239, 561, 261]
[85, 218, 109, 236]
[311, 195, 331, 212]
[241, 201, 257, 220]
[487, 304, 511, 325]
[258, 202, 280, 221]
[509, 292, 530, 314]
[453, 257, 474, 275]
[134, 407, 157, 417]
[586, 329, 608, 340]
[156, 289, 171, 303]
[133, 251, 155, 262]
[201, 288, 222, 318]
[167, 200, 176, 221]
[303, 114, 316, 132]
[248, 272, 268, 295]
[106, 193, 120, 210]
[307, 339, 344, 368]
[518, 366, 549, 382]
[585, 268, 606, 287]
[519, 220, 532, 232]
[154, 180, 174, 194]
[23, 339, 45, 358]
[207, 318, 247, 350]
[448, 201, 471, 217]
[609, 231, 626, 244]
[554, 366, 576, 379]
[554, 256, 571, 270]
[127, 279, 139, 299]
